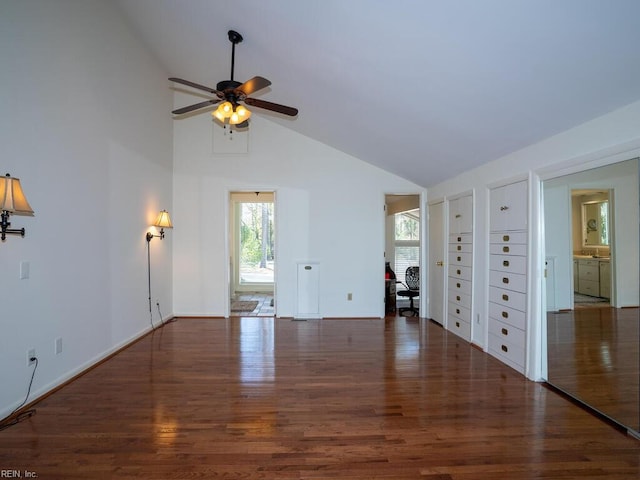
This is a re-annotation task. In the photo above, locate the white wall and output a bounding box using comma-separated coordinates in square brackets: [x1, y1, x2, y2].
[172, 105, 424, 318]
[0, 0, 173, 418]
[428, 100, 640, 380]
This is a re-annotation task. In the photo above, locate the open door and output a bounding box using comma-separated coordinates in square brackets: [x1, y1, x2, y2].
[229, 191, 275, 316]
[428, 201, 445, 324]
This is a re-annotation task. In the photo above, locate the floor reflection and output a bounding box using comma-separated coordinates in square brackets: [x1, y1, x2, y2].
[240, 318, 275, 382]
[547, 306, 640, 432]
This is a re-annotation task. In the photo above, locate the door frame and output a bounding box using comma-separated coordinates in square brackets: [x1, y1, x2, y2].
[383, 192, 424, 317]
[427, 199, 445, 324]
[225, 189, 277, 317]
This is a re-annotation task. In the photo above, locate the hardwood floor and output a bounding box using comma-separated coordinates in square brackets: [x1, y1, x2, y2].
[1, 317, 639, 479]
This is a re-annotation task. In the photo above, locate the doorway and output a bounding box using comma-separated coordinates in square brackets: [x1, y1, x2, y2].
[229, 191, 275, 316]
[385, 194, 421, 317]
[571, 189, 612, 309]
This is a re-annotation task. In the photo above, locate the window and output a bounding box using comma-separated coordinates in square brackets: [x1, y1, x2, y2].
[394, 209, 419, 285]
[238, 202, 274, 284]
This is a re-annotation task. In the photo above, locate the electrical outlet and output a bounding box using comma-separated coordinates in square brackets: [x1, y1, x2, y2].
[27, 349, 36, 366]
[347, 293, 353, 301]
[55, 337, 63, 355]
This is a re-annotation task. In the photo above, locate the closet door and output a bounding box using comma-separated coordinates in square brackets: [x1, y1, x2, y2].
[488, 181, 528, 374]
[447, 194, 473, 341]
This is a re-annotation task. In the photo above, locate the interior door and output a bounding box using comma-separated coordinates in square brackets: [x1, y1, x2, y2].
[428, 201, 445, 324]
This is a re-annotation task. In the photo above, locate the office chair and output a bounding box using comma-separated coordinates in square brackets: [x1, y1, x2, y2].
[397, 266, 419, 316]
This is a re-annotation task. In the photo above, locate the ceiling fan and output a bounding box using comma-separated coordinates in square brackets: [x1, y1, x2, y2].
[169, 30, 298, 128]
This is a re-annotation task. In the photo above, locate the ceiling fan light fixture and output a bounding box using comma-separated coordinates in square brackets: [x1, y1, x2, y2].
[229, 111, 240, 125]
[212, 108, 226, 122]
[219, 101, 233, 117]
[236, 105, 251, 121]
[212, 101, 235, 122]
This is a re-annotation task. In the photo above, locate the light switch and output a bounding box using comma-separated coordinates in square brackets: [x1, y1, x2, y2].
[20, 261, 30, 280]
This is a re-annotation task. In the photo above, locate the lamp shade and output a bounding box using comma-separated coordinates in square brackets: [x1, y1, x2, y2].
[0, 174, 34, 216]
[153, 210, 173, 229]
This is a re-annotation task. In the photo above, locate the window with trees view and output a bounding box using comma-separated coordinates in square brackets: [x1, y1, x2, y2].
[239, 202, 274, 284]
[395, 209, 419, 285]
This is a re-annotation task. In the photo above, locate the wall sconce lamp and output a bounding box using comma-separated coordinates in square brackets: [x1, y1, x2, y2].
[146, 210, 173, 242]
[0, 173, 34, 241]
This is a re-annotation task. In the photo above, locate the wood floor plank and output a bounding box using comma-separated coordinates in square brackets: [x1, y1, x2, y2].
[0, 317, 638, 479]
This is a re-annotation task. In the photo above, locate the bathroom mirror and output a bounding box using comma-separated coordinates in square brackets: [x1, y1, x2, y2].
[544, 158, 639, 436]
[581, 198, 609, 247]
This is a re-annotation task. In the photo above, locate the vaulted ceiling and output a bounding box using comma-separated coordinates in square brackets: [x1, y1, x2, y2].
[115, 0, 640, 187]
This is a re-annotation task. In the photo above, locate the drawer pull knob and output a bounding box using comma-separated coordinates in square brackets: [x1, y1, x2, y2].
[501, 344, 509, 353]
[456, 321, 460, 328]
[503, 260, 510, 267]
[500, 206, 509, 212]
[501, 328, 508, 335]
[503, 246, 510, 253]
[456, 309, 460, 314]
[503, 235, 510, 241]
[457, 245, 461, 251]
[456, 283, 461, 288]
[456, 295, 461, 301]
[457, 256, 461, 262]
[502, 311, 509, 318]
[502, 294, 509, 301]
[455, 214, 461, 219]
[502, 277, 509, 284]
[457, 236, 461, 242]
[456, 269, 461, 275]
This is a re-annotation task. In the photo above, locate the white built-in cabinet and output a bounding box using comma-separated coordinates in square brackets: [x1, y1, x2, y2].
[576, 259, 600, 296]
[488, 180, 528, 374]
[490, 180, 528, 232]
[447, 194, 473, 341]
[599, 261, 611, 299]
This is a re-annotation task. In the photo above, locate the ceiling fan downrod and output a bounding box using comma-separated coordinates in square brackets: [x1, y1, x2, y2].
[227, 30, 243, 82]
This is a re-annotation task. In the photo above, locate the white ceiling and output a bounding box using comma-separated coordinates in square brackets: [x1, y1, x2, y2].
[115, 0, 640, 187]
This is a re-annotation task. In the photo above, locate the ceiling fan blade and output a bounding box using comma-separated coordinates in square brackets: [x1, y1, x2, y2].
[235, 120, 249, 129]
[172, 99, 220, 115]
[169, 77, 220, 96]
[244, 97, 298, 116]
[238, 76, 271, 96]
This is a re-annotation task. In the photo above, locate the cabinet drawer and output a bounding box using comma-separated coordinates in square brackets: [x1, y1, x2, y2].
[579, 264, 599, 278]
[448, 290, 471, 309]
[489, 243, 527, 256]
[489, 318, 525, 349]
[448, 317, 471, 341]
[489, 254, 527, 274]
[448, 251, 472, 267]
[489, 286, 526, 311]
[488, 333, 525, 372]
[489, 270, 527, 293]
[448, 242, 472, 254]
[489, 301, 526, 330]
[579, 279, 599, 297]
[448, 233, 472, 244]
[449, 302, 471, 322]
[578, 259, 599, 267]
[490, 232, 527, 244]
[448, 264, 472, 281]
[448, 277, 471, 295]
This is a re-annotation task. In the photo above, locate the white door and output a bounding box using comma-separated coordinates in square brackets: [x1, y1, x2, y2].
[428, 201, 445, 324]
